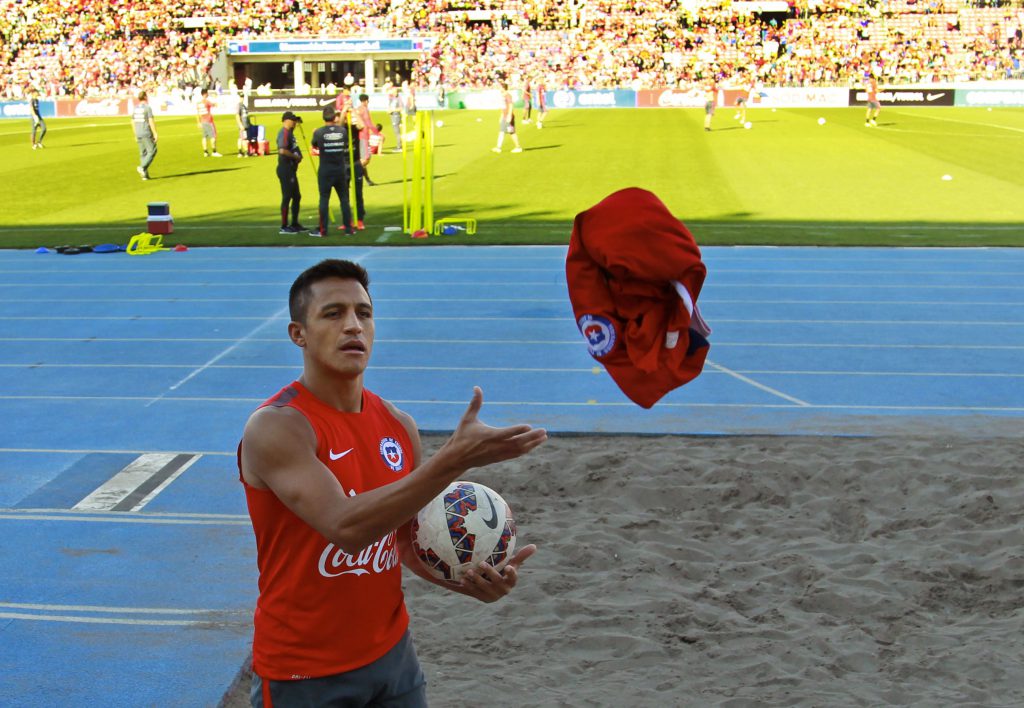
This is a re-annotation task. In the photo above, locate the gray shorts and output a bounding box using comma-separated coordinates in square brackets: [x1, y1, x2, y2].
[251, 630, 427, 708]
[201, 122, 217, 139]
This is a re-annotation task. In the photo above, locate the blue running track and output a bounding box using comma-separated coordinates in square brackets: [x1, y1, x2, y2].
[1, 245, 1022, 705]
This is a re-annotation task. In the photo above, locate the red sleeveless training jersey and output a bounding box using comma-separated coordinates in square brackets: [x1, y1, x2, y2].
[238, 381, 416, 680]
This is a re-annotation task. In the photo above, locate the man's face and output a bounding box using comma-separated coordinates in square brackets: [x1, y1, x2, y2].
[283, 118, 296, 130]
[291, 278, 374, 377]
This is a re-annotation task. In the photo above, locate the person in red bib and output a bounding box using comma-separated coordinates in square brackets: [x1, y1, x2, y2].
[238, 259, 546, 707]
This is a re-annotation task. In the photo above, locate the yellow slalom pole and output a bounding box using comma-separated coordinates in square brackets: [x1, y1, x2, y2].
[411, 112, 422, 233]
[347, 110, 356, 226]
[402, 112, 410, 233]
[424, 111, 434, 234]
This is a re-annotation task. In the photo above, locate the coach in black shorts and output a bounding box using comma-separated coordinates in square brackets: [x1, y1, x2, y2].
[310, 106, 355, 237]
[276, 111, 304, 234]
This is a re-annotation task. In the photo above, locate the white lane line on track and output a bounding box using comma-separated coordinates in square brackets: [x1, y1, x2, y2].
[2, 363, 1023, 377]
[0, 396, 1022, 413]
[705, 360, 810, 406]
[144, 305, 288, 407]
[2, 339, 1024, 349]
[0, 601, 245, 615]
[5, 316, 1024, 326]
[0, 511, 250, 525]
[0, 447, 234, 456]
[0, 613, 243, 627]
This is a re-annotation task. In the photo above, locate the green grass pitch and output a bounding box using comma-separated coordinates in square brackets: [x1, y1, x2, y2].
[1, 106, 1022, 248]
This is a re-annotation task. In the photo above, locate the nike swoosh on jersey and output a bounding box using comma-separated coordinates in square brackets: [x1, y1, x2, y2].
[480, 489, 499, 529]
[329, 448, 354, 461]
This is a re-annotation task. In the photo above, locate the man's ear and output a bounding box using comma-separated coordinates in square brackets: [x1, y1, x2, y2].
[288, 321, 306, 347]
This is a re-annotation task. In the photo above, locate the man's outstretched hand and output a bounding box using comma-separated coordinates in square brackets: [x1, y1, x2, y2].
[443, 387, 547, 471]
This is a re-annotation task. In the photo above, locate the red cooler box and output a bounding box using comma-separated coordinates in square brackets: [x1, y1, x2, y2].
[147, 202, 173, 234]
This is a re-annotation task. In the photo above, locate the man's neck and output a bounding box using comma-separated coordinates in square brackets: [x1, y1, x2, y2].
[299, 371, 363, 412]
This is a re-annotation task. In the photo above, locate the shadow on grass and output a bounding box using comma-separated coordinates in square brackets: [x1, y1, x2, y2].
[4, 206, 1024, 249]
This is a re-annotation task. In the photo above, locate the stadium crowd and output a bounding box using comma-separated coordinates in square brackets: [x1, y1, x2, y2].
[1, 0, 1022, 100]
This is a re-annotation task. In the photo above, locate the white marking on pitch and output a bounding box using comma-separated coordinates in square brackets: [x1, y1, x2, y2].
[889, 110, 1024, 135]
[704, 360, 810, 406]
[72, 454, 198, 512]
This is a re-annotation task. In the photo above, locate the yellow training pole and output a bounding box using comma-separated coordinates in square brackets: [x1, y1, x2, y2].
[424, 111, 434, 233]
[347, 110, 356, 224]
[402, 112, 410, 232]
[410, 111, 423, 233]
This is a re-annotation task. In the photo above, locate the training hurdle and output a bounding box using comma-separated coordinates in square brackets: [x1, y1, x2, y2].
[126, 233, 168, 255]
[433, 217, 477, 235]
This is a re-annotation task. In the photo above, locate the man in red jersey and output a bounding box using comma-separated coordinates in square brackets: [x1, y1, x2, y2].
[239, 259, 546, 707]
[197, 87, 221, 157]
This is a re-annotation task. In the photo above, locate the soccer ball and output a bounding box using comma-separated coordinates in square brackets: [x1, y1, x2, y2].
[817, 117, 826, 125]
[743, 121, 752, 129]
[436, 120, 444, 128]
[412, 481, 517, 582]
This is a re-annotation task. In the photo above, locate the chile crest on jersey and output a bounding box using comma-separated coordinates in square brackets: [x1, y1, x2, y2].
[379, 437, 405, 472]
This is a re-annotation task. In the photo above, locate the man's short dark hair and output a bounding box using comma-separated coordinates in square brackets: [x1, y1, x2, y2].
[359, 94, 369, 103]
[289, 259, 370, 323]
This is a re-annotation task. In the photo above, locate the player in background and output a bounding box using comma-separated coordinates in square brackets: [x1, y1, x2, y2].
[310, 106, 353, 237]
[521, 80, 533, 124]
[734, 70, 755, 124]
[236, 97, 252, 157]
[131, 90, 158, 180]
[385, 82, 403, 152]
[346, 104, 369, 230]
[704, 78, 718, 132]
[353, 93, 379, 193]
[238, 258, 546, 707]
[354, 95, 382, 192]
[30, 90, 46, 149]
[276, 111, 304, 234]
[864, 74, 881, 127]
[401, 80, 417, 121]
[492, 82, 523, 153]
[198, 88, 221, 156]
[365, 123, 384, 184]
[335, 86, 352, 116]
[535, 77, 547, 129]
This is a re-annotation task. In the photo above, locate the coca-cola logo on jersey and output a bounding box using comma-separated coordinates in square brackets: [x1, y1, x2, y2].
[317, 531, 399, 577]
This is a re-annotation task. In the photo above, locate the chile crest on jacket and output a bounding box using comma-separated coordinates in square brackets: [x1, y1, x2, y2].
[578, 314, 617, 358]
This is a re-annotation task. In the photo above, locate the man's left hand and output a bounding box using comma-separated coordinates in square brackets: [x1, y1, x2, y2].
[459, 544, 537, 603]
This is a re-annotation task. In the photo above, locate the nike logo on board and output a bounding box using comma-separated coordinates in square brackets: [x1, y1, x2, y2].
[329, 448, 354, 461]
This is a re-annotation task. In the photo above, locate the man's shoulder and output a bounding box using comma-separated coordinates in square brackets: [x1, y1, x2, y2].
[376, 395, 417, 439]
